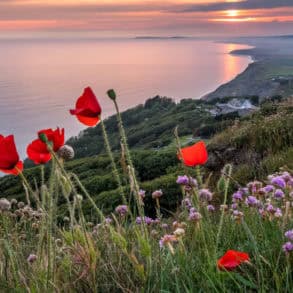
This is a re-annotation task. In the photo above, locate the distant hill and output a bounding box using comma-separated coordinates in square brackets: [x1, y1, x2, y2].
[135, 36, 189, 40]
[278, 35, 293, 39]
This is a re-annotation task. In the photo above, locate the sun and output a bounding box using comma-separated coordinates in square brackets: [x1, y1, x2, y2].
[226, 10, 239, 17]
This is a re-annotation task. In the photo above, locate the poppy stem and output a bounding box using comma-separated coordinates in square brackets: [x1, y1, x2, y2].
[174, 127, 200, 209]
[47, 143, 105, 222]
[195, 166, 203, 187]
[46, 158, 56, 290]
[112, 98, 145, 220]
[155, 198, 162, 220]
[113, 100, 133, 167]
[174, 126, 190, 176]
[100, 118, 127, 205]
[216, 164, 232, 252]
[69, 172, 105, 222]
[17, 169, 41, 208]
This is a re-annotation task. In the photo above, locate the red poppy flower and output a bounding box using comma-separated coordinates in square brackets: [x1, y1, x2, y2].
[27, 128, 64, 164]
[0, 134, 23, 175]
[70, 87, 102, 127]
[217, 250, 250, 271]
[38, 128, 65, 152]
[178, 141, 208, 167]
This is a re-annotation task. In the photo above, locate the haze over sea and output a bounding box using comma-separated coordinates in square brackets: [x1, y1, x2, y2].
[0, 38, 251, 158]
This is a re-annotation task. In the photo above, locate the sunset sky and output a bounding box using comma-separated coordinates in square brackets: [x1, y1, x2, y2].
[0, 0, 293, 37]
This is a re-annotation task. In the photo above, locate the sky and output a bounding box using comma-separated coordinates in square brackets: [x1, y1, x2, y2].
[0, 0, 293, 37]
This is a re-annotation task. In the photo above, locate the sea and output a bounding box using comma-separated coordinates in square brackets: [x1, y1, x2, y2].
[0, 38, 252, 158]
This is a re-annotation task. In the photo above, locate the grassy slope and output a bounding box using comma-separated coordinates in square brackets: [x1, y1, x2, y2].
[1, 97, 292, 217]
[53, 95, 244, 161]
[208, 99, 293, 184]
[64, 96, 213, 159]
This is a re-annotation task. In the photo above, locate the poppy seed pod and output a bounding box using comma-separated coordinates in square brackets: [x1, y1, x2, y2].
[57, 145, 75, 160]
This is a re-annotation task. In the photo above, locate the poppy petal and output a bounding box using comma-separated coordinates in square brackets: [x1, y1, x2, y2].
[178, 141, 208, 167]
[70, 87, 102, 127]
[27, 139, 51, 165]
[76, 87, 101, 114]
[0, 134, 22, 176]
[76, 115, 100, 127]
[0, 161, 24, 175]
[38, 128, 65, 152]
[218, 250, 250, 270]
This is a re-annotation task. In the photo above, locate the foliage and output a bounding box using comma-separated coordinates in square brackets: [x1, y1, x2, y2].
[2, 98, 293, 215]
[56, 95, 237, 159]
[0, 165, 292, 291]
[0, 92, 292, 291]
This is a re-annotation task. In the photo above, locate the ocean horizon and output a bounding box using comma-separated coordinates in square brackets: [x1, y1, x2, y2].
[0, 38, 252, 158]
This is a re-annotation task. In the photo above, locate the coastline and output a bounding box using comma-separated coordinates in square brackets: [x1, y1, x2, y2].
[203, 37, 293, 100]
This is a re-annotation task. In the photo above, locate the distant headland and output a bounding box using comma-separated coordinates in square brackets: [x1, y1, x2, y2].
[203, 36, 293, 101]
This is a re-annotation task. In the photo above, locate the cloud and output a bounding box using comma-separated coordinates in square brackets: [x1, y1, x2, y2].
[171, 0, 293, 13]
[0, 1, 292, 20]
[0, 0, 292, 34]
[0, 2, 170, 20]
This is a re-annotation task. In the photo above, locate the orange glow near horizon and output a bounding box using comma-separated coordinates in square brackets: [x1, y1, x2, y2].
[7, 0, 229, 5]
[226, 10, 239, 17]
[0, 20, 58, 30]
[0, 1, 292, 33]
[211, 17, 255, 22]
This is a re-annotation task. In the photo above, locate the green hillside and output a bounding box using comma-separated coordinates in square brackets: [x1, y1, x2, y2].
[1, 96, 292, 217]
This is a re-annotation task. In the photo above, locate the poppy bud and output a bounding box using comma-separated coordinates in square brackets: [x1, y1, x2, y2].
[107, 89, 116, 101]
[217, 176, 226, 193]
[38, 132, 48, 143]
